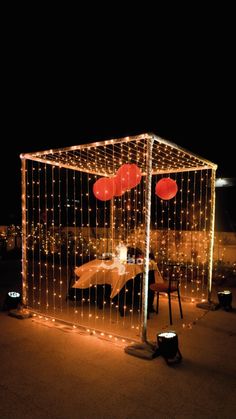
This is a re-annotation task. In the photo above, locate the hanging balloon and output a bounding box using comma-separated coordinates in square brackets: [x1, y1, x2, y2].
[116, 163, 142, 190]
[113, 176, 126, 197]
[93, 177, 115, 201]
[155, 178, 178, 200]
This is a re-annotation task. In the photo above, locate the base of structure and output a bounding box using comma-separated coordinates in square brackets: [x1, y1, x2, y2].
[196, 301, 219, 311]
[8, 307, 33, 319]
[124, 341, 158, 360]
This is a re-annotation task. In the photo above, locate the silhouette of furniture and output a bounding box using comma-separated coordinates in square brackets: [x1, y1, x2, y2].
[150, 267, 183, 325]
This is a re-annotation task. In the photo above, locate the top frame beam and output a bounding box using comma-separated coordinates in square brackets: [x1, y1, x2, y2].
[20, 132, 217, 173]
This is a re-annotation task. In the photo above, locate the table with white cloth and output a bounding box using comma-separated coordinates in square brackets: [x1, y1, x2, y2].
[73, 259, 143, 299]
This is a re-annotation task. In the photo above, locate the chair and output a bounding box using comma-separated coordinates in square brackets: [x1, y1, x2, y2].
[150, 266, 183, 325]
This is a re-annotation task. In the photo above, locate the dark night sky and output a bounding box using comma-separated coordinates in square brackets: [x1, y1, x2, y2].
[1, 90, 236, 228]
[1, 106, 235, 230]
[1, 26, 236, 229]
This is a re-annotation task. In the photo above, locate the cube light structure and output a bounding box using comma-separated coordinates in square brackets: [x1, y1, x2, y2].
[20, 133, 217, 341]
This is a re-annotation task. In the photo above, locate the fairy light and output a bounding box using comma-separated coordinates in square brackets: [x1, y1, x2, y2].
[127, 143, 131, 246]
[51, 165, 55, 312]
[160, 174, 165, 278]
[58, 163, 62, 312]
[173, 173, 177, 268]
[193, 171, 198, 296]
[184, 171, 190, 297]
[196, 171, 202, 299]
[166, 187, 170, 286]
[130, 155, 136, 327]
[202, 169, 209, 299]
[208, 169, 216, 302]
[136, 147, 142, 328]
[44, 163, 49, 310]
[25, 161, 29, 305]
[101, 144, 106, 318]
[95, 146, 98, 320]
[190, 171, 196, 295]
[24, 135, 213, 177]
[154, 173, 158, 260]
[73, 167, 77, 315]
[109, 142, 115, 324]
[179, 174, 184, 287]
[116, 159, 121, 322]
[87, 148, 91, 318]
[66, 158, 69, 314]
[31, 161, 35, 306]
[171, 173, 178, 279]
[80, 147, 84, 316]
[38, 162, 42, 307]
[140, 137, 153, 343]
[123, 183, 127, 320]
[21, 133, 217, 343]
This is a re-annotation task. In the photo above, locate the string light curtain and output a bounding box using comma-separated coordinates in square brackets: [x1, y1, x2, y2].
[21, 133, 217, 342]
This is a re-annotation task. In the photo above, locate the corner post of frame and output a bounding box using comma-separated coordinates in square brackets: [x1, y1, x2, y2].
[141, 135, 154, 342]
[207, 167, 217, 303]
[21, 157, 27, 305]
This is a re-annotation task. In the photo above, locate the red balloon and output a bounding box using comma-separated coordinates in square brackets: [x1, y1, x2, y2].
[155, 178, 178, 200]
[113, 176, 126, 197]
[93, 177, 115, 201]
[116, 164, 142, 190]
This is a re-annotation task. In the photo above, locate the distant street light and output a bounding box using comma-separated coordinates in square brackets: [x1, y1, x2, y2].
[215, 178, 235, 187]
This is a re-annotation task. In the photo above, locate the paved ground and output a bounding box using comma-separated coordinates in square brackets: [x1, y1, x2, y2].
[1, 259, 236, 418]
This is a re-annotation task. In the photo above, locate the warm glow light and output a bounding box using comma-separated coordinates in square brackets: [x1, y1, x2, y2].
[115, 242, 127, 263]
[158, 332, 176, 339]
[21, 133, 217, 345]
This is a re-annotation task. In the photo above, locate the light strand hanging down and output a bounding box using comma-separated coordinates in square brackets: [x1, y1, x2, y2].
[21, 133, 217, 343]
